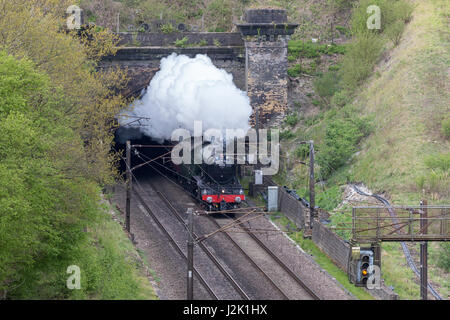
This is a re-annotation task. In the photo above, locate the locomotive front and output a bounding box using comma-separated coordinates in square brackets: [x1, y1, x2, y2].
[196, 160, 245, 211]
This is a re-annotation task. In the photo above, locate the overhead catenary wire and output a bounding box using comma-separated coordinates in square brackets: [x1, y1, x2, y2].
[119, 146, 283, 240]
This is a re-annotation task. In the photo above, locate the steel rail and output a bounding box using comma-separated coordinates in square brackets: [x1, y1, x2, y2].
[206, 216, 290, 300]
[150, 186, 251, 300]
[229, 210, 321, 300]
[132, 186, 219, 300]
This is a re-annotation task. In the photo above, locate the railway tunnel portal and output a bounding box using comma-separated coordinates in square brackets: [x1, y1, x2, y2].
[101, 8, 298, 129]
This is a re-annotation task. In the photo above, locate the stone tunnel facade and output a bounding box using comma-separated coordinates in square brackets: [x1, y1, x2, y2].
[100, 45, 246, 96]
[100, 9, 298, 127]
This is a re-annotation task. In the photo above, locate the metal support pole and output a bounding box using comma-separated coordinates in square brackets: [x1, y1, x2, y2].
[117, 12, 120, 33]
[309, 141, 315, 229]
[126, 140, 131, 233]
[255, 105, 260, 171]
[187, 208, 194, 300]
[420, 200, 428, 300]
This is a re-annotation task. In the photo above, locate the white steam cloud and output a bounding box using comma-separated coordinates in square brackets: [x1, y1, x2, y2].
[120, 53, 252, 142]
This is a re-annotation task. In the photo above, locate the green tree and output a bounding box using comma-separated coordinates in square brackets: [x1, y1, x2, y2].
[0, 51, 99, 295]
[0, 0, 128, 185]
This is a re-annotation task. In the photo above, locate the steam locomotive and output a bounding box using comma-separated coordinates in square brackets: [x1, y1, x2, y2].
[171, 142, 245, 211]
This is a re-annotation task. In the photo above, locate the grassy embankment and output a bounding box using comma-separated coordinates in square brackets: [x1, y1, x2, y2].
[277, 0, 449, 299]
[240, 178, 374, 300]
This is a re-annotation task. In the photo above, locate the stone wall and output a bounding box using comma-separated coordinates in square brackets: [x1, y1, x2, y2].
[100, 46, 245, 97]
[244, 37, 290, 126]
[117, 32, 244, 47]
[101, 8, 298, 125]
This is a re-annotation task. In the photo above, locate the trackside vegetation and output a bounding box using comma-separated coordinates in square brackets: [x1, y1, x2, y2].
[278, 0, 449, 299]
[0, 0, 156, 299]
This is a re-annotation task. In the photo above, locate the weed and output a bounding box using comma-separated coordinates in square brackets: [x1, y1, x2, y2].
[285, 114, 299, 127]
[174, 37, 189, 48]
[160, 23, 177, 34]
[280, 130, 295, 140]
[441, 118, 450, 139]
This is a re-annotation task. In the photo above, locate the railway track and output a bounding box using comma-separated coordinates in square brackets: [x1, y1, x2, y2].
[210, 211, 320, 300]
[145, 175, 319, 300]
[134, 177, 254, 300]
[205, 215, 290, 300]
[133, 187, 220, 299]
[148, 186, 251, 300]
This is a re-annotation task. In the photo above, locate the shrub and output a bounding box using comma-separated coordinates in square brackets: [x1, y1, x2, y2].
[386, 20, 405, 46]
[304, 113, 324, 126]
[288, 64, 303, 77]
[294, 144, 310, 159]
[328, 64, 341, 72]
[351, 0, 413, 35]
[287, 55, 297, 62]
[174, 36, 189, 48]
[288, 62, 318, 77]
[393, 0, 414, 23]
[314, 71, 340, 101]
[160, 23, 177, 34]
[331, 90, 350, 107]
[288, 40, 346, 59]
[317, 110, 372, 179]
[441, 118, 450, 139]
[336, 25, 351, 37]
[197, 39, 208, 46]
[280, 130, 295, 140]
[339, 32, 384, 89]
[285, 114, 299, 127]
[437, 243, 450, 271]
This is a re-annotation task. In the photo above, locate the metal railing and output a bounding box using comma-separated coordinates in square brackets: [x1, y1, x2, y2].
[352, 205, 450, 242]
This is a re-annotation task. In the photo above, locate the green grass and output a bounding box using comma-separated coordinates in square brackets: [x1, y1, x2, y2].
[305, 0, 448, 299]
[10, 200, 159, 300]
[269, 212, 374, 300]
[74, 201, 159, 300]
[288, 40, 346, 60]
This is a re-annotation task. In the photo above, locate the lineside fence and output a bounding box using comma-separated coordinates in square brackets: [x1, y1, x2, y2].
[248, 174, 398, 300]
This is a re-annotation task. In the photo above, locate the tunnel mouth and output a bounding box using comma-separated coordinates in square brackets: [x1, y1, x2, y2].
[114, 127, 174, 181]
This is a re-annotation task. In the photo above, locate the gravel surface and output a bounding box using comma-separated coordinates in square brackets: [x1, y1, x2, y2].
[244, 199, 354, 300]
[111, 184, 210, 300]
[110, 174, 353, 300]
